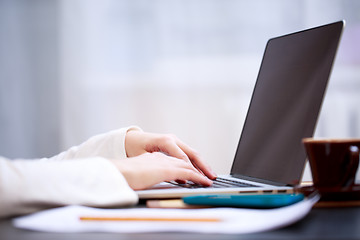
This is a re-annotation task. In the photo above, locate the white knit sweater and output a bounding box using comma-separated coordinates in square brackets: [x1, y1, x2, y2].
[0, 127, 140, 218]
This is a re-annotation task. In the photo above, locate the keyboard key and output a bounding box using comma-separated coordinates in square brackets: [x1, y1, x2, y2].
[169, 178, 258, 189]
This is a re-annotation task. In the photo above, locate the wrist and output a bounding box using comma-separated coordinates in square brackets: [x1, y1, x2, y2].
[125, 128, 143, 157]
[109, 158, 138, 190]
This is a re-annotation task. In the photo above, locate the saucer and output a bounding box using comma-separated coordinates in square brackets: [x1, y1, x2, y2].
[296, 185, 360, 202]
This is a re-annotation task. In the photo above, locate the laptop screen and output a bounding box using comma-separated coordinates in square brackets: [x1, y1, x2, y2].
[231, 21, 344, 186]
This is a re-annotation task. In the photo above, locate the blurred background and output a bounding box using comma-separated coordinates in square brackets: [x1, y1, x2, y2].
[0, 0, 359, 181]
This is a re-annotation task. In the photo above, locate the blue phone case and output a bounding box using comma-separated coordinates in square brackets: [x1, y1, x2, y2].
[183, 193, 304, 208]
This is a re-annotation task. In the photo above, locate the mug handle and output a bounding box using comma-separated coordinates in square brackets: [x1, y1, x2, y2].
[342, 146, 360, 187]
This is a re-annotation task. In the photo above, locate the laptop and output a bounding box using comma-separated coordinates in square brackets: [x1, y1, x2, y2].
[137, 20, 345, 199]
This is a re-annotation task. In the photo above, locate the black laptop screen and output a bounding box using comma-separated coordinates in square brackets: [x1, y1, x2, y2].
[231, 21, 344, 186]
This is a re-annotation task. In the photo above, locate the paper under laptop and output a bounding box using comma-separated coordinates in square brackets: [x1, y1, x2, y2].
[137, 21, 344, 199]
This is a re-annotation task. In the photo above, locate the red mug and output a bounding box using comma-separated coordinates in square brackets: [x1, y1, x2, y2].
[303, 138, 360, 190]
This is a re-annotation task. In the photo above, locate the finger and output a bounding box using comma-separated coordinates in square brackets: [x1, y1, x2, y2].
[154, 135, 216, 179]
[155, 136, 206, 174]
[164, 157, 213, 186]
[157, 135, 207, 175]
[175, 179, 187, 184]
[172, 169, 213, 187]
[165, 145, 209, 178]
[175, 140, 217, 180]
[156, 135, 191, 162]
[167, 136, 217, 179]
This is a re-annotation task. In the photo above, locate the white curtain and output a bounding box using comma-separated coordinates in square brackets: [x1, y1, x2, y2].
[1, 0, 359, 181]
[0, 0, 60, 158]
[59, 0, 360, 179]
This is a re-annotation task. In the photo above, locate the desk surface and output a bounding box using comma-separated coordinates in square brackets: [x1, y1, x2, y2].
[1, 206, 360, 240]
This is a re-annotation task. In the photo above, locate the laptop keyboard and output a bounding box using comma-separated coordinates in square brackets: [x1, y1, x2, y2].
[169, 177, 259, 189]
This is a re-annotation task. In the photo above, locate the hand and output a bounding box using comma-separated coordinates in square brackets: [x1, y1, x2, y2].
[125, 130, 217, 180]
[110, 152, 213, 190]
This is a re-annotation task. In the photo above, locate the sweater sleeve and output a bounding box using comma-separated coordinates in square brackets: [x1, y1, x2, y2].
[52, 126, 142, 161]
[0, 126, 142, 218]
[0, 157, 138, 218]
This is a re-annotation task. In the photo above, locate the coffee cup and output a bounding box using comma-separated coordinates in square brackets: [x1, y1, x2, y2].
[303, 138, 360, 191]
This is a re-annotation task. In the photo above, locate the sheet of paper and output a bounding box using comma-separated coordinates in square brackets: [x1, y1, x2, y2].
[13, 195, 319, 234]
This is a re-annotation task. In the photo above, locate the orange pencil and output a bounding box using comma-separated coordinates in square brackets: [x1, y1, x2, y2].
[79, 216, 221, 222]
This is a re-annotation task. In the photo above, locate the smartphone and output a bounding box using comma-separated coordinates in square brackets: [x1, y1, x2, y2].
[182, 193, 304, 208]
